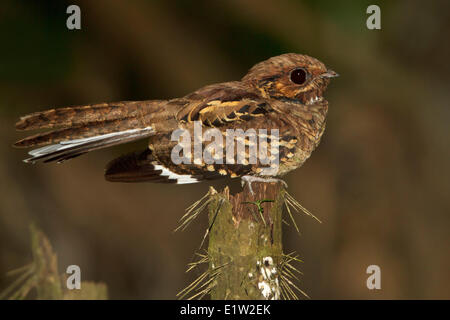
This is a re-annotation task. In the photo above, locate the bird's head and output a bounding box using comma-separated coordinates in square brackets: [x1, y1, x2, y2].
[242, 53, 338, 105]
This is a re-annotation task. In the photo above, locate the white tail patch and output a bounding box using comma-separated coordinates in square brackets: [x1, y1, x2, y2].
[153, 164, 199, 184]
[25, 127, 154, 163]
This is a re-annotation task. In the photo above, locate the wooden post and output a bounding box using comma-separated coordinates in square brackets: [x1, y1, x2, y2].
[178, 181, 314, 300]
[207, 182, 284, 300]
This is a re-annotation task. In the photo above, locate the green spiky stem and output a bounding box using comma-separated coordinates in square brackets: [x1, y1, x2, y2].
[208, 182, 284, 300]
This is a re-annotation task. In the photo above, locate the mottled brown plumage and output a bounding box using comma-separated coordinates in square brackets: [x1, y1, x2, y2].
[14, 53, 337, 184]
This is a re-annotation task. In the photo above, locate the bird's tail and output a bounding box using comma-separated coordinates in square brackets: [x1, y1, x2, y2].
[14, 101, 163, 163]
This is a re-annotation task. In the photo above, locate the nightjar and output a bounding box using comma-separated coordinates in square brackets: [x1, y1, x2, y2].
[14, 53, 338, 186]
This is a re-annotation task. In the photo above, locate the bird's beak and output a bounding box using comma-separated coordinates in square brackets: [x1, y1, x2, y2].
[320, 69, 339, 78]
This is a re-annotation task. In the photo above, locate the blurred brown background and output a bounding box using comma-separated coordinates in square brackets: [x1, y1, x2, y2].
[1, 0, 449, 299]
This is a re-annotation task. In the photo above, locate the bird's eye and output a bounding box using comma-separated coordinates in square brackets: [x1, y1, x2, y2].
[290, 68, 307, 85]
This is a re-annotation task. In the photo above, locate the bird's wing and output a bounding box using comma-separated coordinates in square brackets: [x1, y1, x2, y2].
[104, 148, 226, 184]
[176, 81, 280, 128]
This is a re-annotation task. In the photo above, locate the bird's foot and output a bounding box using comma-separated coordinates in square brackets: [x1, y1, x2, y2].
[241, 175, 288, 195]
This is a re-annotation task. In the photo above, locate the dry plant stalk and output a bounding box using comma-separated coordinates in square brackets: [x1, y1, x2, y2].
[0, 225, 108, 300]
